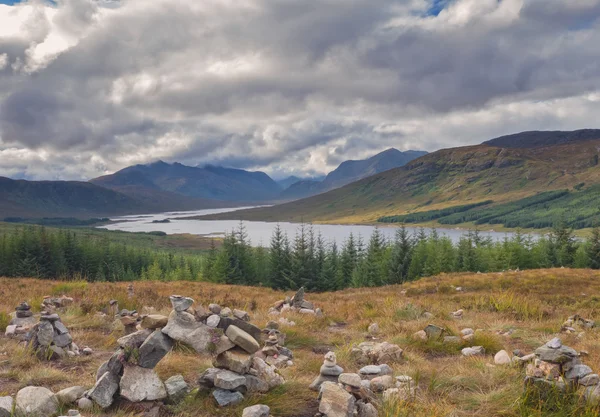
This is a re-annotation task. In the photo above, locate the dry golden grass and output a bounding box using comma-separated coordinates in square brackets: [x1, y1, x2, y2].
[1, 269, 600, 416]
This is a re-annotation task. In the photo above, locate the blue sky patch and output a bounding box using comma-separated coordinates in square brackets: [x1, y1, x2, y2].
[426, 0, 451, 16]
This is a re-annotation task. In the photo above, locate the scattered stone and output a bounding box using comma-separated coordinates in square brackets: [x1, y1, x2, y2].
[494, 350, 511, 365]
[242, 404, 270, 417]
[82, 347, 93, 356]
[15, 386, 59, 417]
[413, 330, 427, 341]
[462, 346, 485, 357]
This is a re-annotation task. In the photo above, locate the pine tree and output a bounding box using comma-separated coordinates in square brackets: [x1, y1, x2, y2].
[587, 227, 600, 269]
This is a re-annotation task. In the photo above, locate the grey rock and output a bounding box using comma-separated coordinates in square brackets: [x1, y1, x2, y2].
[321, 364, 344, 377]
[82, 347, 93, 356]
[197, 367, 221, 390]
[214, 349, 253, 374]
[214, 370, 246, 390]
[565, 364, 593, 381]
[54, 321, 69, 335]
[209, 303, 222, 314]
[357, 401, 378, 417]
[424, 324, 445, 340]
[207, 314, 221, 328]
[359, 365, 382, 375]
[117, 329, 153, 349]
[37, 321, 55, 346]
[119, 366, 167, 402]
[107, 349, 126, 375]
[88, 371, 120, 408]
[165, 375, 189, 404]
[226, 325, 260, 354]
[252, 357, 285, 389]
[244, 375, 270, 393]
[339, 373, 361, 388]
[55, 386, 86, 404]
[0, 397, 13, 417]
[292, 287, 305, 307]
[15, 386, 59, 417]
[279, 346, 293, 359]
[169, 295, 194, 312]
[212, 389, 244, 407]
[580, 373, 600, 386]
[161, 310, 213, 353]
[535, 345, 578, 364]
[371, 375, 394, 392]
[138, 330, 174, 369]
[40, 314, 60, 322]
[218, 317, 262, 343]
[220, 307, 233, 317]
[319, 381, 355, 417]
[462, 346, 485, 357]
[96, 361, 109, 381]
[233, 309, 250, 321]
[77, 397, 93, 410]
[242, 404, 270, 417]
[309, 374, 338, 391]
[546, 337, 562, 349]
[53, 331, 73, 348]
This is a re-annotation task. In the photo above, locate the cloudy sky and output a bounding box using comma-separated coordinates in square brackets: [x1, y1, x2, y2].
[0, 0, 599, 180]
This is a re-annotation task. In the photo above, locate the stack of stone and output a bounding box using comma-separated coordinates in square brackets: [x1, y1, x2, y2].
[42, 295, 74, 312]
[117, 308, 140, 335]
[350, 341, 403, 365]
[310, 352, 344, 391]
[524, 337, 600, 404]
[268, 287, 323, 317]
[562, 314, 595, 333]
[26, 313, 82, 360]
[382, 375, 417, 402]
[255, 321, 293, 369]
[87, 294, 284, 410]
[5, 302, 37, 339]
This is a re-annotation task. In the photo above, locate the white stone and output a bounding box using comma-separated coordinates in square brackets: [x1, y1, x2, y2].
[120, 366, 167, 402]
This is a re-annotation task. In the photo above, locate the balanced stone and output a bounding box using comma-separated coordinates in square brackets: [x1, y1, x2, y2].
[169, 295, 194, 312]
[141, 315, 169, 329]
[321, 364, 344, 377]
[226, 325, 260, 354]
[37, 321, 55, 346]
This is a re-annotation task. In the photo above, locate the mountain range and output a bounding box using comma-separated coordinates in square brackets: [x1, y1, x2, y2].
[195, 129, 600, 227]
[0, 148, 426, 219]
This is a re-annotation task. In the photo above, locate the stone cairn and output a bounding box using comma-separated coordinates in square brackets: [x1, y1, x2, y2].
[83, 295, 284, 410]
[350, 341, 403, 366]
[26, 312, 85, 360]
[256, 321, 294, 369]
[561, 313, 596, 334]
[524, 337, 600, 404]
[4, 301, 36, 339]
[312, 352, 416, 417]
[41, 295, 74, 313]
[268, 287, 323, 317]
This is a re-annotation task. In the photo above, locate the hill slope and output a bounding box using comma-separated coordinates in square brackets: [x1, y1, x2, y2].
[91, 161, 282, 202]
[0, 177, 221, 219]
[483, 129, 600, 148]
[195, 134, 600, 224]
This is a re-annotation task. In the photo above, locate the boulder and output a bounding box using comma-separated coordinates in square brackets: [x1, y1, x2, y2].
[161, 310, 213, 354]
[15, 386, 59, 417]
[165, 375, 189, 404]
[319, 382, 355, 417]
[88, 371, 120, 408]
[242, 404, 270, 417]
[120, 366, 167, 402]
[226, 325, 260, 354]
[55, 386, 86, 404]
[138, 330, 174, 369]
[0, 397, 13, 417]
[214, 370, 246, 390]
[141, 315, 169, 329]
[212, 389, 244, 407]
[214, 349, 253, 374]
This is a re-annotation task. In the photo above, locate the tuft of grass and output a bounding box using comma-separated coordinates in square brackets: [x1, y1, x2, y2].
[52, 281, 88, 295]
[0, 311, 9, 332]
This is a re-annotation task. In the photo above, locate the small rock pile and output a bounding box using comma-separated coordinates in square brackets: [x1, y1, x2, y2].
[116, 307, 140, 335]
[26, 313, 83, 360]
[524, 337, 600, 404]
[310, 352, 344, 391]
[256, 321, 294, 369]
[41, 295, 74, 312]
[350, 342, 403, 365]
[5, 302, 36, 339]
[317, 375, 378, 417]
[561, 314, 595, 333]
[268, 287, 323, 317]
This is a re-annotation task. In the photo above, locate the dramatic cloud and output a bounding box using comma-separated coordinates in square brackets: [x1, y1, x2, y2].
[0, 0, 599, 180]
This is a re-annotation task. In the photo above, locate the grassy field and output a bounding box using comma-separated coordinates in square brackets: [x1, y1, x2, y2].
[2, 269, 600, 416]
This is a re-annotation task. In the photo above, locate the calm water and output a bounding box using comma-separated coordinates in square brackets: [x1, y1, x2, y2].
[98, 207, 522, 247]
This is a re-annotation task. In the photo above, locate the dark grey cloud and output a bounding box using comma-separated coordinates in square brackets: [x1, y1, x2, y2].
[0, 0, 599, 180]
